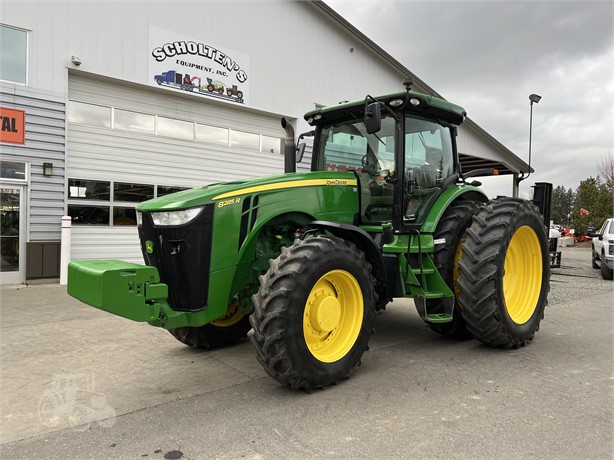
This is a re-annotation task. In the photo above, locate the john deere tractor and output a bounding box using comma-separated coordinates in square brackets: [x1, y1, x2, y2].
[68, 82, 550, 390]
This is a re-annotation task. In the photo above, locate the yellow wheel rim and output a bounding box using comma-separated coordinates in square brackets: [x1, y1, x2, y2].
[503, 225, 543, 324]
[211, 301, 245, 327]
[303, 269, 364, 363]
[453, 232, 468, 300]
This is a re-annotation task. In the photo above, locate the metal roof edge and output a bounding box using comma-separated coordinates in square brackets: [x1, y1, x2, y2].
[309, 1, 531, 175]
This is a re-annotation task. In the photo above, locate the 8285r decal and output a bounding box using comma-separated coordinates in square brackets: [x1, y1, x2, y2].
[217, 197, 241, 208]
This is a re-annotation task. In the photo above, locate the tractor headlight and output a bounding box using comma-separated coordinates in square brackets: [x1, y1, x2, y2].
[151, 207, 203, 226]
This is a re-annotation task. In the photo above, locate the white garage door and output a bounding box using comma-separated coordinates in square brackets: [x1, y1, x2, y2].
[67, 73, 286, 262]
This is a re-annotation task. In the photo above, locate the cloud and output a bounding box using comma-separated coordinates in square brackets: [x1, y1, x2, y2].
[327, 0, 613, 196]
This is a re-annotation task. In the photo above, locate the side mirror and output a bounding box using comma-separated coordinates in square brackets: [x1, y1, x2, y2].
[598, 234, 603, 241]
[364, 102, 381, 134]
[296, 143, 306, 163]
[587, 230, 596, 238]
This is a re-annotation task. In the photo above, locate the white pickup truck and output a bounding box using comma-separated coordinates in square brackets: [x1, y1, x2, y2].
[591, 217, 614, 280]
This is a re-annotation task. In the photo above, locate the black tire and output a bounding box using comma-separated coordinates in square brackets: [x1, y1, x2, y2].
[168, 304, 251, 350]
[218, 88, 224, 95]
[237, 91, 243, 99]
[250, 236, 377, 390]
[415, 200, 481, 339]
[227, 88, 233, 96]
[458, 198, 550, 348]
[592, 247, 600, 269]
[600, 253, 613, 280]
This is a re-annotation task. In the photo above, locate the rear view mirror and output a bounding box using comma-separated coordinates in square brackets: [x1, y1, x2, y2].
[364, 102, 381, 134]
[296, 143, 306, 163]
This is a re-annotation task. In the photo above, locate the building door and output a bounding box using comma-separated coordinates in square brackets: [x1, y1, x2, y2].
[0, 185, 26, 284]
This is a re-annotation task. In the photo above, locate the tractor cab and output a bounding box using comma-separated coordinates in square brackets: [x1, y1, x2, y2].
[303, 87, 464, 229]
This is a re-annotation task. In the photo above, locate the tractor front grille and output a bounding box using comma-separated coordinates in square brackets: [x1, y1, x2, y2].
[139, 205, 214, 312]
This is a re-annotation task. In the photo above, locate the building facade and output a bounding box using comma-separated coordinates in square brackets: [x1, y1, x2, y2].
[0, 1, 528, 284]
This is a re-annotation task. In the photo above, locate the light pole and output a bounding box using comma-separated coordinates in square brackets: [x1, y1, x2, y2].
[517, 93, 541, 185]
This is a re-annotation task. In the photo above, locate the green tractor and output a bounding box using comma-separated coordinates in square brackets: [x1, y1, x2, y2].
[68, 82, 550, 390]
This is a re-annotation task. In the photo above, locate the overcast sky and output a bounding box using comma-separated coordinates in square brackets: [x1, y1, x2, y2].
[327, 0, 613, 198]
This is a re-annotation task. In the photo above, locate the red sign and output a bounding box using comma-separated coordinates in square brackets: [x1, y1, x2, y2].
[0, 107, 25, 144]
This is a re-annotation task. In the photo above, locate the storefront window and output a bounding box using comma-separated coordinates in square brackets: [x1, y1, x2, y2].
[157, 117, 193, 140]
[231, 130, 259, 151]
[113, 207, 137, 225]
[68, 205, 110, 225]
[0, 25, 27, 84]
[114, 109, 154, 134]
[262, 136, 281, 154]
[114, 183, 154, 202]
[0, 160, 26, 180]
[196, 124, 228, 146]
[68, 101, 111, 128]
[157, 185, 189, 197]
[68, 179, 110, 201]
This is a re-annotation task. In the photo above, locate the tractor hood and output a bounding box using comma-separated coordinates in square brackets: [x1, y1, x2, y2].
[137, 171, 358, 212]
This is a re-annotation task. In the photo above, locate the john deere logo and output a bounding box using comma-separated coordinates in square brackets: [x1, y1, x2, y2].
[145, 241, 154, 254]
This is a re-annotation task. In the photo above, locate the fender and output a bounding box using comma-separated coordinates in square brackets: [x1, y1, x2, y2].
[311, 220, 389, 308]
[421, 185, 489, 234]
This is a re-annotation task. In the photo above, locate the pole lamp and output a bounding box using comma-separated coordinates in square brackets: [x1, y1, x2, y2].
[517, 93, 541, 185]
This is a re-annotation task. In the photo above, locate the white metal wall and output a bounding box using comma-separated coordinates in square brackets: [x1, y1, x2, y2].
[0, 83, 65, 242]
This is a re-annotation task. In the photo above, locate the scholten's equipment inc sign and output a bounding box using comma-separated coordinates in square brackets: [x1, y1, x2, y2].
[148, 26, 250, 105]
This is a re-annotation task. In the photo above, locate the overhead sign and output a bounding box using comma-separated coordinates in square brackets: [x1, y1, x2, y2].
[0, 107, 25, 144]
[148, 26, 250, 106]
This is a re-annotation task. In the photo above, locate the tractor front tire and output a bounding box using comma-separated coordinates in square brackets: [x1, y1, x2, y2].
[415, 200, 481, 339]
[458, 198, 550, 348]
[168, 303, 251, 349]
[250, 236, 377, 390]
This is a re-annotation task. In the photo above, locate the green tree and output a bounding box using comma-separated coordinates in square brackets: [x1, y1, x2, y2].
[551, 185, 574, 225]
[571, 176, 613, 235]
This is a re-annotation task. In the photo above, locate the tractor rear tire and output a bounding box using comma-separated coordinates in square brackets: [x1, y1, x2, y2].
[250, 236, 377, 390]
[458, 198, 550, 348]
[168, 303, 251, 349]
[415, 200, 481, 339]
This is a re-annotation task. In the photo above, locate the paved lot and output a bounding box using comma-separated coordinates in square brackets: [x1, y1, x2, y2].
[1, 246, 612, 459]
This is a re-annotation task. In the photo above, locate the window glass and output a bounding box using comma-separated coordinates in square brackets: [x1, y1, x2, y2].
[0, 25, 27, 84]
[68, 101, 111, 128]
[0, 160, 26, 180]
[68, 179, 110, 201]
[262, 136, 281, 154]
[404, 115, 454, 221]
[231, 130, 260, 151]
[157, 117, 193, 140]
[113, 207, 137, 226]
[114, 109, 154, 134]
[196, 124, 228, 146]
[68, 205, 110, 225]
[318, 116, 396, 223]
[114, 183, 154, 202]
[157, 185, 189, 197]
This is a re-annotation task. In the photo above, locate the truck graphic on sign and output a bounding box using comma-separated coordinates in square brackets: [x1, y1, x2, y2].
[153, 70, 244, 103]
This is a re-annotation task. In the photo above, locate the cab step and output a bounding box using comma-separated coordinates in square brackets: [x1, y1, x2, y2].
[425, 313, 453, 323]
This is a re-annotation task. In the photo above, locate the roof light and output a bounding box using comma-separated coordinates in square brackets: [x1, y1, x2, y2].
[314, 114, 322, 120]
[409, 98, 421, 106]
[307, 117, 314, 125]
[389, 98, 404, 108]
